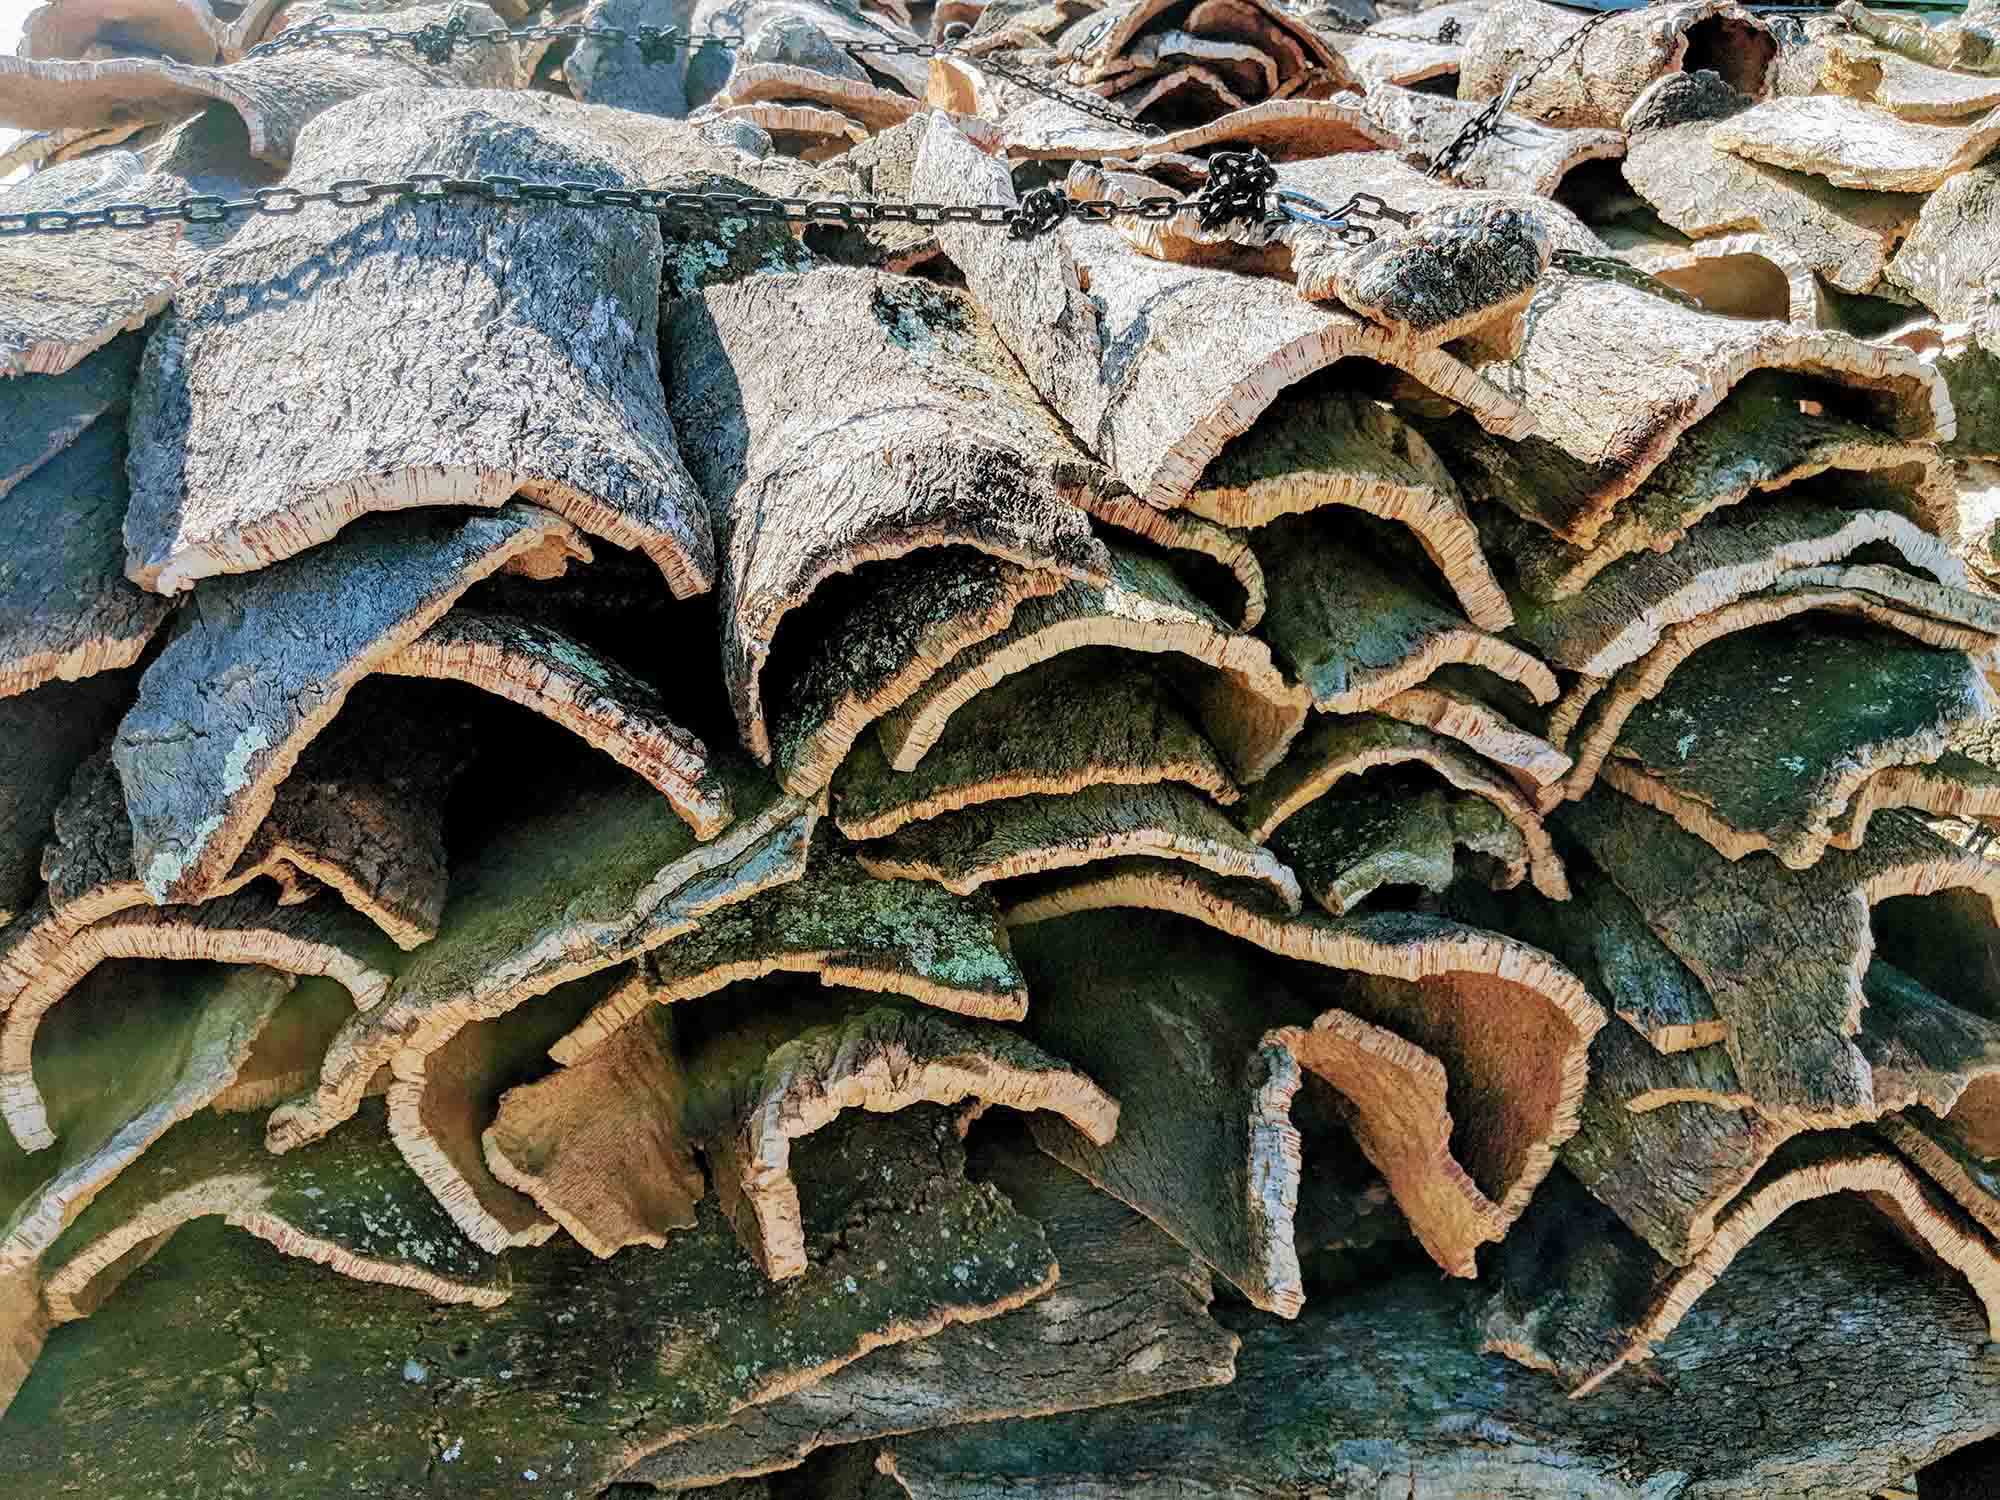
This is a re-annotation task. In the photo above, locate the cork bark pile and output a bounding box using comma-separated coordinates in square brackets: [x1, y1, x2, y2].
[9, 0, 2000, 1495]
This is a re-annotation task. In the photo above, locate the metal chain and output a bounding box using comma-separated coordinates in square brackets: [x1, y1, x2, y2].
[1424, 8, 1613, 179]
[1314, 11, 1464, 44]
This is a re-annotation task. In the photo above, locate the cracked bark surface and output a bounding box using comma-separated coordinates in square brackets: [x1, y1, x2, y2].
[1712, 95, 2000, 194]
[0, 672, 132, 929]
[1362, 83, 1624, 198]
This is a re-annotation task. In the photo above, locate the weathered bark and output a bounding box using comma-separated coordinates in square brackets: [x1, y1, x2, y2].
[1275, 779, 1530, 914]
[1459, 0, 1777, 131]
[0, 673, 132, 928]
[681, 990, 1116, 1279]
[112, 504, 589, 907]
[1622, 71, 1925, 295]
[1054, 0, 1343, 96]
[1887, 162, 2000, 330]
[714, 63, 923, 132]
[568, 0, 696, 118]
[1827, 751, 2000, 850]
[1364, 83, 1622, 198]
[0, 329, 140, 503]
[688, 0, 934, 100]
[1076, 486, 1254, 630]
[1881, 1107, 2000, 1240]
[125, 90, 715, 598]
[1608, 228, 1825, 325]
[21, 0, 227, 63]
[1837, 1, 2000, 77]
[700, 101, 870, 159]
[1377, 672, 1572, 795]
[664, 264, 1109, 762]
[615, 1139, 1238, 1489]
[1328, 14, 1466, 90]
[265, 751, 816, 1154]
[1712, 96, 2000, 195]
[793, 116, 951, 276]
[548, 833, 1030, 1066]
[1815, 31, 2000, 121]
[994, 95, 1391, 163]
[877, 542, 1309, 785]
[210, 973, 364, 1115]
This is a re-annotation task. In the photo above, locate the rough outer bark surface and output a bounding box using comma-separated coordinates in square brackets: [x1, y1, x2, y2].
[1816, 31, 2000, 121]
[1361, 82, 1625, 198]
[1459, 0, 1777, 130]
[1273, 781, 1529, 914]
[910, 113, 1527, 512]
[683, 992, 1117, 1279]
[993, 95, 1392, 164]
[111, 503, 590, 907]
[1609, 228, 1824, 325]
[0, 330, 140, 503]
[1711, 95, 2000, 194]
[1621, 71, 1925, 295]
[1880, 1106, 2000, 1240]
[124, 88, 714, 598]
[548, 833, 1031, 1065]
[0, 673, 132, 928]
[0, 1108, 1060, 1494]
[1366, 673, 1573, 794]
[877, 542, 1310, 785]
[21, 0, 228, 63]
[664, 264, 1110, 762]
[833, 652, 1237, 839]
[616, 1139, 1238, 1489]
[381, 608, 733, 838]
[1836, 0, 2000, 76]
[1887, 161, 2000, 328]
[568, 0, 696, 118]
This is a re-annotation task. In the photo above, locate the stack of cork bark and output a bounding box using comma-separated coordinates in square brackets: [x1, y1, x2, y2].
[6, 0, 2000, 1494]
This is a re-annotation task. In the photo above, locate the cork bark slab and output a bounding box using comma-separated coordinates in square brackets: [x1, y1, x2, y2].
[1888, 162, 2000, 328]
[0, 674, 132, 930]
[381, 609, 732, 839]
[566, 0, 691, 119]
[0, 331, 140, 505]
[833, 652, 1237, 840]
[210, 974, 369, 1117]
[1186, 386, 1508, 630]
[548, 833, 1030, 1067]
[1077, 492, 1266, 629]
[1361, 83, 1625, 197]
[615, 1141, 1237, 1489]
[1817, 33, 2000, 121]
[1836, 0, 2000, 76]
[1621, 72, 1924, 295]
[664, 265, 1109, 763]
[1458, 276, 1948, 548]
[1712, 95, 2000, 194]
[1880, 1107, 2000, 1240]
[713, 64, 923, 131]
[764, 554, 1065, 802]
[1602, 622, 1996, 870]
[697, 102, 869, 159]
[1459, 0, 1777, 131]
[125, 91, 714, 599]
[1276, 781, 1530, 915]
[876, 543, 1307, 785]
[482, 999, 705, 1259]
[910, 113, 1528, 515]
[1377, 675, 1572, 794]
[112, 504, 590, 907]
[1329, 33, 1462, 91]
[1250, 515, 1557, 718]
[1826, 750, 2000, 850]
[683, 991, 1116, 1279]
[1612, 229, 1825, 326]
[0, 888, 398, 1150]
[1482, 1136, 2000, 1398]
[688, 0, 934, 98]
[0, 2, 517, 158]
[1058, 0, 1342, 92]
[996, 95, 1391, 163]
[21, 0, 226, 63]
[1241, 713, 1568, 901]
[266, 752, 817, 1156]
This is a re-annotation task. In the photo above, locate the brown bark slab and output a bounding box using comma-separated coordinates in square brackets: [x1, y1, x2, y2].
[1361, 82, 1624, 197]
[1880, 1106, 2000, 1240]
[1827, 750, 2000, 851]
[698, 101, 870, 159]
[0, 673, 132, 930]
[614, 1140, 1238, 1490]
[21, 0, 226, 63]
[1837, 0, 2000, 74]
[713, 63, 923, 130]
[682, 989, 1116, 1279]
[1816, 31, 2000, 121]
[1057, 0, 1343, 96]
[112, 503, 589, 907]
[1459, 0, 1777, 131]
[125, 89, 713, 598]
[1713, 95, 2000, 194]
[664, 264, 1109, 762]
[994, 95, 1391, 164]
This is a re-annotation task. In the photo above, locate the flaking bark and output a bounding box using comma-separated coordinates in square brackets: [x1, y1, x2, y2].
[1362, 82, 1624, 198]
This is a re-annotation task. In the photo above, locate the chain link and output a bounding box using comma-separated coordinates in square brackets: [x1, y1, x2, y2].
[1425, 8, 1613, 179]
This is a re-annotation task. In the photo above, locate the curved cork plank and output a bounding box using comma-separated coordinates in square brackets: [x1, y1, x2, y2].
[1459, 0, 1777, 131]
[712, 64, 924, 131]
[683, 993, 1116, 1279]
[698, 102, 869, 159]
[998, 94, 1389, 164]
[381, 609, 732, 839]
[1880, 1107, 2000, 1240]
[878, 543, 1308, 785]
[1816, 32, 2000, 121]
[1888, 161, 2000, 328]
[615, 1141, 1237, 1490]
[0, 673, 132, 928]
[1077, 493, 1265, 629]
[857, 782, 1300, 909]
[22, 0, 225, 63]
[0, 2, 516, 158]
[208, 974, 364, 1117]
[1060, 0, 1339, 86]
[1361, 82, 1624, 198]
[834, 652, 1237, 840]
[483, 1001, 705, 1259]
[1828, 751, 2000, 851]
[1185, 386, 1510, 631]
[1836, 0, 2000, 76]
[267, 753, 817, 1156]
[1272, 780, 1531, 915]
[1377, 674, 1572, 794]
[0, 330, 140, 504]
[1615, 230, 1825, 325]
[550, 835, 1029, 1065]
[1250, 515, 1557, 718]
[765, 554, 1065, 801]
[112, 504, 589, 908]
[909, 113, 1528, 514]
[1712, 95, 2000, 194]
[664, 265, 1109, 763]
[1242, 714, 1567, 901]
[1457, 276, 1949, 548]
[1602, 622, 1996, 870]
[0, 889, 397, 1151]
[125, 91, 713, 599]
[1621, 71, 1924, 295]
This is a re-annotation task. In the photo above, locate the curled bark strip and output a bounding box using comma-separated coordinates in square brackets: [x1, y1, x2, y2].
[1712, 96, 2000, 195]
[381, 609, 732, 839]
[1187, 387, 1509, 631]
[712, 64, 923, 132]
[997, 95, 1391, 164]
[698, 102, 869, 159]
[209, 975, 361, 1117]
[1242, 714, 1568, 901]
[265, 756, 817, 1155]
[1818, 32, 2000, 121]
[0, 889, 397, 1151]
[1459, 0, 1777, 131]
[483, 999, 705, 1259]
[0, 3, 516, 159]
[910, 113, 1527, 515]
[1880, 1107, 2000, 1240]
[1073, 492, 1264, 628]
[1059, 0, 1342, 94]
[878, 543, 1308, 786]
[766, 555, 1064, 802]
[1362, 83, 1624, 198]
[664, 264, 1109, 762]
[857, 782, 1302, 909]
[1273, 782, 1529, 918]
[685, 993, 1117, 1279]
[1329, 28, 1463, 91]
[1828, 752, 2000, 850]
[1836, 1, 2000, 76]
[835, 652, 1237, 840]
[125, 90, 712, 598]
[549, 835, 1029, 1067]
[1377, 675, 1572, 794]
[1612, 230, 1825, 326]
[112, 504, 591, 908]
[21, 0, 226, 64]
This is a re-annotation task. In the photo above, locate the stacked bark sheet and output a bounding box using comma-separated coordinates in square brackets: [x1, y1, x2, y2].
[7, 0, 2000, 1495]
